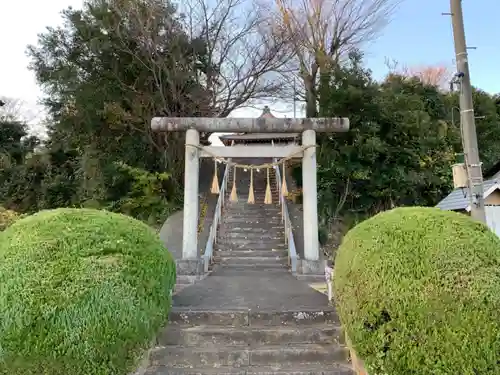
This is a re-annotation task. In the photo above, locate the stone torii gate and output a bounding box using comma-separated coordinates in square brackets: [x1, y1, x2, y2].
[151, 115, 349, 271]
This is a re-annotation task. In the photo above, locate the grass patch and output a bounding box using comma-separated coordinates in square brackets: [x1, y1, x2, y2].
[334, 207, 500, 374]
[0, 208, 176, 375]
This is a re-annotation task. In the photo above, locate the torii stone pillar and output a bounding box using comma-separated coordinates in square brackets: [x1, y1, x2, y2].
[183, 128, 200, 260]
[302, 129, 318, 261]
[151, 116, 350, 264]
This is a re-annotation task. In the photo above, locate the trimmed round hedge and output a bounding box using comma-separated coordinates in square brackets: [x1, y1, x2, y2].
[334, 207, 500, 375]
[0, 208, 176, 375]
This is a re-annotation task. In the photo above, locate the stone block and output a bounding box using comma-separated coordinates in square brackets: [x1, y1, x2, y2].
[157, 325, 343, 348]
[297, 259, 326, 275]
[346, 335, 368, 375]
[249, 346, 349, 367]
[249, 309, 340, 326]
[149, 346, 250, 367]
[175, 259, 204, 276]
[169, 309, 250, 327]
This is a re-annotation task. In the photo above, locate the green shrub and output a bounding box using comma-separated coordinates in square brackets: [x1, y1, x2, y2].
[0, 208, 176, 375]
[318, 224, 329, 246]
[0, 206, 20, 231]
[106, 161, 175, 227]
[334, 207, 500, 375]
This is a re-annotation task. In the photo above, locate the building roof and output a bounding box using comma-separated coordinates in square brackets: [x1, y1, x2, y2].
[436, 178, 500, 211]
[219, 106, 300, 144]
[259, 105, 275, 118]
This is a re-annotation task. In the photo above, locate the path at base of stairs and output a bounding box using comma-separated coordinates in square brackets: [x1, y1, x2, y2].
[138, 269, 354, 375]
[172, 267, 330, 310]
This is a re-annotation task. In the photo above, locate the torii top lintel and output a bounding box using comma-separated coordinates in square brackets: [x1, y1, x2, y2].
[150, 116, 350, 133]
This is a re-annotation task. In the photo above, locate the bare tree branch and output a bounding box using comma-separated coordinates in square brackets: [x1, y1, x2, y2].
[270, 0, 400, 117]
[179, 0, 295, 117]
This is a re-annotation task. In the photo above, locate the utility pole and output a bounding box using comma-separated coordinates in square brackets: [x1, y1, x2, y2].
[449, 0, 486, 223]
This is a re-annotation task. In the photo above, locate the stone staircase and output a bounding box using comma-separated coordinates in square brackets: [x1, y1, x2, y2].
[145, 309, 353, 374]
[148, 158, 354, 375]
[214, 162, 288, 271]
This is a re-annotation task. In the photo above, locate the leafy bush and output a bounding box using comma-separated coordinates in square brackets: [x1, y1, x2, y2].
[0, 208, 176, 375]
[0, 206, 20, 231]
[106, 161, 174, 227]
[334, 207, 500, 375]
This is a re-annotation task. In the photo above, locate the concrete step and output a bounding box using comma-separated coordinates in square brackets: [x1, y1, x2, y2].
[209, 266, 291, 276]
[215, 249, 288, 257]
[227, 192, 280, 195]
[149, 344, 349, 368]
[174, 275, 208, 294]
[220, 233, 285, 240]
[248, 192, 280, 194]
[145, 364, 354, 375]
[228, 198, 281, 202]
[221, 216, 282, 221]
[215, 242, 287, 250]
[176, 275, 200, 284]
[226, 185, 279, 189]
[221, 220, 283, 226]
[224, 209, 282, 214]
[208, 263, 290, 277]
[219, 226, 284, 232]
[218, 261, 287, 270]
[158, 325, 343, 347]
[169, 309, 340, 327]
[223, 210, 282, 215]
[229, 200, 280, 204]
[229, 186, 279, 190]
[217, 256, 287, 265]
[224, 202, 280, 207]
[218, 230, 284, 236]
[220, 216, 282, 221]
[224, 213, 281, 218]
[217, 241, 286, 247]
[223, 225, 284, 231]
[295, 274, 326, 283]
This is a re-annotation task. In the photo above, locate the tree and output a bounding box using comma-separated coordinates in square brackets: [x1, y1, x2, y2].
[19, 0, 205, 218]
[316, 51, 459, 227]
[272, 0, 399, 117]
[0, 97, 23, 122]
[27, 0, 211, 188]
[0, 98, 41, 167]
[404, 65, 452, 89]
[385, 60, 453, 90]
[112, 0, 294, 119]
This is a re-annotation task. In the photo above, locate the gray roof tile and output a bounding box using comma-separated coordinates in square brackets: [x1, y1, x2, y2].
[436, 179, 499, 210]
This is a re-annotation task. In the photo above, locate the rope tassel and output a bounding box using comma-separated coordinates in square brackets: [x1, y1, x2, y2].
[230, 166, 238, 202]
[281, 162, 288, 197]
[210, 159, 220, 194]
[264, 167, 272, 204]
[247, 168, 255, 204]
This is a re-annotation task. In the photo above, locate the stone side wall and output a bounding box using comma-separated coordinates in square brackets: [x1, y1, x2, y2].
[159, 160, 226, 259]
[283, 161, 305, 259]
[346, 336, 368, 375]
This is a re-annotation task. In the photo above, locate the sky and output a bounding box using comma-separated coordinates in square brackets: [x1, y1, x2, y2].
[1, 0, 499, 140]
